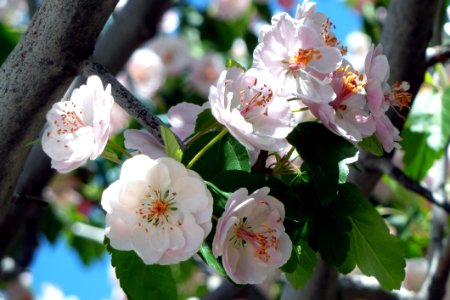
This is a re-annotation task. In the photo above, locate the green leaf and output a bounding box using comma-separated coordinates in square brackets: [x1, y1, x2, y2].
[183, 132, 250, 181]
[287, 122, 358, 205]
[402, 86, 450, 180]
[358, 135, 384, 156]
[284, 241, 317, 289]
[0, 22, 20, 64]
[225, 59, 246, 70]
[107, 240, 178, 300]
[194, 109, 221, 134]
[342, 183, 406, 290]
[306, 198, 353, 266]
[199, 242, 227, 277]
[160, 125, 183, 162]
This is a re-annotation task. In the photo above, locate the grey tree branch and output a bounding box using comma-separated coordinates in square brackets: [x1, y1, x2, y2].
[0, 0, 118, 223]
[94, 0, 174, 75]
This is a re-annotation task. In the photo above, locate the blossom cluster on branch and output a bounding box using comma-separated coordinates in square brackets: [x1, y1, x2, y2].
[41, 0, 411, 292]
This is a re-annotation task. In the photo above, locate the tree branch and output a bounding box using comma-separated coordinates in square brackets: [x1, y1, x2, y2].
[94, 0, 173, 75]
[0, 0, 118, 223]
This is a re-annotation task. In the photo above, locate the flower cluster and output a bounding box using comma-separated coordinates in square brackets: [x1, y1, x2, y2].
[40, 0, 411, 289]
[208, 1, 411, 153]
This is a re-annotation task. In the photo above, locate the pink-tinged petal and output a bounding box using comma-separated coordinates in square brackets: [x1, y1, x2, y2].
[171, 177, 212, 213]
[120, 154, 158, 183]
[105, 214, 133, 251]
[168, 102, 208, 140]
[155, 157, 189, 182]
[213, 215, 239, 257]
[308, 46, 342, 74]
[131, 226, 166, 264]
[375, 113, 401, 153]
[124, 129, 165, 159]
[366, 78, 384, 113]
[161, 213, 205, 264]
[50, 158, 87, 174]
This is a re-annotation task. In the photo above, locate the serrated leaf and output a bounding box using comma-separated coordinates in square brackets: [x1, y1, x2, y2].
[107, 241, 178, 300]
[199, 242, 227, 277]
[160, 125, 183, 162]
[358, 135, 384, 156]
[342, 183, 406, 290]
[194, 109, 221, 134]
[287, 122, 358, 205]
[284, 241, 317, 289]
[182, 132, 249, 181]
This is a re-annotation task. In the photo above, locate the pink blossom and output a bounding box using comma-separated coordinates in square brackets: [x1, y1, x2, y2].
[102, 155, 213, 265]
[189, 53, 225, 97]
[209, 67, 293, 151]
[213, 187, 292, 284]
[149, 36, 190, 76]
[210, 0, 251, 21]
[253, 12, 342, 103]
[42, 76, 114, 173]
[121, 48, 165, 100]
[364, 44, 390, 113]
[307, 62, 376, 142]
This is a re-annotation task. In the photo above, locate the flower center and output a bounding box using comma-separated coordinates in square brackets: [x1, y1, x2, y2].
[387, 81, 412, 111]
[288, 48, 322, 72]
[46, 100, 86, 147]
[239, 78, 274, 118]
[137, 186, 177, 227]
[337, 66, 366, 100]
[233, 218, 278, 263]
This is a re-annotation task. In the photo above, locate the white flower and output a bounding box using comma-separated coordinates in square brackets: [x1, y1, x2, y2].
[102, 155, 213, 265]
[210, 0, 251, 21]
[149, 35, 190, 75]
[120, 48, 165, 100]
[253, 12, 342, 103]
[42, 76, 114, 173]
[189, 53, 225, 97]
[213, 187, 292, 284]
[209, 67, 293, 151]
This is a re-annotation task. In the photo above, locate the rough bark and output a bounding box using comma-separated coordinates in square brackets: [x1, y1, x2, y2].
[0, 0, 118, 222]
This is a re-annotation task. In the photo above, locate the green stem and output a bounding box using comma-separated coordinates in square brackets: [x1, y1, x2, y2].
[187, 128, 228, 169]
[292, 107, 310, 113]
[107, 140, 132, 158]
[101, 153, 123, 165]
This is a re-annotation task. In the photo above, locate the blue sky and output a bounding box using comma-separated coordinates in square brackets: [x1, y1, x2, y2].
[28, 1, 361, 299]
[30, 237, 113, 300]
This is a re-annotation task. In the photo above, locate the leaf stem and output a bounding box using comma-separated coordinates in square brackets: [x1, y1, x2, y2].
[101, 153, 123, 165]
[107, 140, 132, 158]
[187, 128, 228, 169]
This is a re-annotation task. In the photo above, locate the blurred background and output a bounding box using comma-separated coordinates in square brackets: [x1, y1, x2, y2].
[1, 0, 449, 299]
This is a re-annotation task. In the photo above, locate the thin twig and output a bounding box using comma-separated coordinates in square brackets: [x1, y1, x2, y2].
[81, 60, 165, 145]
[361, 157, 450, 213]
